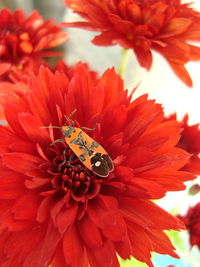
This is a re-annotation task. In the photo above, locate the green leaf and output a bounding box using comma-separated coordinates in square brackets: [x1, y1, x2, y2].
[166, 230, 186, 252]
[119, 257, 148, 267]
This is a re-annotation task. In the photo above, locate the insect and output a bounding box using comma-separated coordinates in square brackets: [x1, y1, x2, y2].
[45, 109, 114, 177]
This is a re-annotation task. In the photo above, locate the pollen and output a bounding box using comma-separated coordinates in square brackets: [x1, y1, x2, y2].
[19, 32, 30, 41]
[19, 41, 33, 54]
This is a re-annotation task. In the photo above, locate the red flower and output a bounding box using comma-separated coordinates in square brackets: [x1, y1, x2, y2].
[0, 8, 68, 82]
[0, 64, 195, 267]
[167, 114, 200, 175]
[178, 203, 200, 250]
[64, 0, 200, 87]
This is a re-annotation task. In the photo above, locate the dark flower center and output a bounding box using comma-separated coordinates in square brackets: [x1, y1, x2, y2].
[47, 146, 102, 201]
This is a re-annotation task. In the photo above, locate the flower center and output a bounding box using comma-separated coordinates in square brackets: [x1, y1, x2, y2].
[59, 159, 93, 194]
[47, 147, 101, 201]
[0, 29, 33, 59]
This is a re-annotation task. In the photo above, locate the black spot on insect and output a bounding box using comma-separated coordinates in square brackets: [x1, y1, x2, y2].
[91, 152, 114, 177]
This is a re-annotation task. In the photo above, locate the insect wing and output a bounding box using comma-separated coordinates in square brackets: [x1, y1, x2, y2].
[81, 132, 114, 177]
[90, 152, 113, 177]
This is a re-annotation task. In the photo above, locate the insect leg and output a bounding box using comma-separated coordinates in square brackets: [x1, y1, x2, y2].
[81, 125, 96, 131]
[59, 147, 70, 167]
[50, 139, 65, 146]
[67, 154, 83, 170]
[41, 126, 61, 129]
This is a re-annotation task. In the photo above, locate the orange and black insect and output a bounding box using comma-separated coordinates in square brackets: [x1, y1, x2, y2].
[45, 110, 114, 177]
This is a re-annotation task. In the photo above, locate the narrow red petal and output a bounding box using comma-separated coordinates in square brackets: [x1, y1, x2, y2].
[19, 113, 51, 145]
[56, 203, 78, 233]
[63, 225, 84, 267]
[0, 173, 26, 199]
[78, 215, 103, 248]
[12, 192, 40, 219]
[2, 152, 44, 173]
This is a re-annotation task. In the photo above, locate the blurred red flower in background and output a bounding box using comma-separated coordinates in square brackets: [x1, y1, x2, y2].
[64, 0, 200, 86]
[0, 64, 195, 267]
[167, 114, 200, 176]
[178, 203, 200, 250]
[0, 8, 67, 82]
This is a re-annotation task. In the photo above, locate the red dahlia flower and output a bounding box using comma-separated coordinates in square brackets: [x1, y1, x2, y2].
[167, 114, 200, 175]
[0, 8, 68, 82]
[0, 64, 195, 267]
[178, 203, 200, 250]
[64, 0, 200, 87]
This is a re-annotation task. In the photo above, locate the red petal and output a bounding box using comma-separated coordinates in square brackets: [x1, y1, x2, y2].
[23, 221, 61, 267]
[4, 98, 30, 139]
[101, 105, 127, 138]
[12, 192, 40, 219]
[2, 152, 44, 173]
[134, 47, 153, 70]
[4, 223, 46, 259]
[102, 212, 127, 241]
[2, 211, 33, 231]
[51, 243, 70, 267]
[0, 126, 20, 153]
[87, 239, 117, 267]
[114, 234, 132, 259]
[128, 177, 167, 199]
[87, 195, 118, 228]
[188, 44, 200, 60]
[0, 173, 26, 199]
[36, 196, 53, 223]
[125, 146, 154, 169]
[128, 222, 154, 267]
[97, 68, 124, 109]
[92, 31, 124, 46]
[120, 198, 185, 230]
[135, 120, 181, 153]
[164, 18, 191, 36]
[18, 113, 51, 145]
[0, 63, 11, 75]
[169, 61, 192, 87]
[25, 177, 50, 189]
[147, 229, 179, 258]
[63, 225, 84, 267]
[56, 203, 78, 233]
[29, 68, 52, 125]
[10, 140, 37, 154]
[78, 215, 103, 248]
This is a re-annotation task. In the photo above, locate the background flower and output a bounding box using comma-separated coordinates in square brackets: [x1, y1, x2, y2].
[64, 0, 200, 86]
[0, 64, 195, 267]
[166, 114, 200, 176]
[0, 8, 67, 82]
[178, 203, 200, 250]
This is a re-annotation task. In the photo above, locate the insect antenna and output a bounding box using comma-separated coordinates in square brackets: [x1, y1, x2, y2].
[64, 108, 77, 126]
[41, 126, 61, 129]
